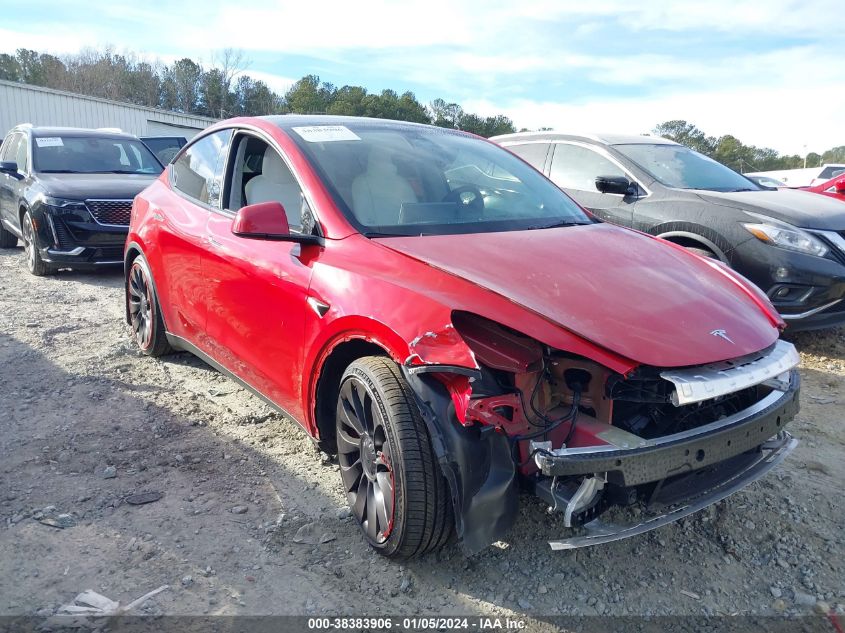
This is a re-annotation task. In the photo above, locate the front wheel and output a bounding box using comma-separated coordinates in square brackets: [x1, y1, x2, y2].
[127, 255, 172, 356]
[685, 246, 718, 259]
[21, 211, 53, 276]
[336, 357, 453, 558]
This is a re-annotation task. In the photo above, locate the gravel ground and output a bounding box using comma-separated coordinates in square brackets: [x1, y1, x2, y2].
[0, 245, 843, 629]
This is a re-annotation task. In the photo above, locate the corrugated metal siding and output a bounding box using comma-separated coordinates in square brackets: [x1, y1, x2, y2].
[0, 79, 216, 140]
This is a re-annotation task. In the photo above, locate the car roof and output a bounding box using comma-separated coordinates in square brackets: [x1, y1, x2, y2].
[259, 114, 465, 135]
[490, 131, 680, 147]
[15, 125, 139, 140]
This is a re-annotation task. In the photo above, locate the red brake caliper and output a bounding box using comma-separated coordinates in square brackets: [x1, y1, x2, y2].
[375, 451, 395, 540]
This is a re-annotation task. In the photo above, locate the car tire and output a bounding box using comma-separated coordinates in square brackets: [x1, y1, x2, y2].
[21, 211, 53, 276]
[336, 356, 454, 558]
[127, 255, 173, 357]
[685, 246, 718, 259]
[0, 223, 17, 248]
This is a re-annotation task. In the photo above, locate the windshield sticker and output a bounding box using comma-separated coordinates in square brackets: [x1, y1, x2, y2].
[35, 137, 64, 148]
[292, 125, 361, 143]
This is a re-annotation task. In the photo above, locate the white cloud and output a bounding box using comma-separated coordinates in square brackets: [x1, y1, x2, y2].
[2, 0, 842, 155]
[157, 0, 840, 62]
[239, 70, 297, 94]
[0, 27, 95, 55]
[464, 82, 845, 155]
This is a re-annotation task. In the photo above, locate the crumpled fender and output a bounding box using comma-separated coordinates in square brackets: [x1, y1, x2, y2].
[401, 366, 518, 554]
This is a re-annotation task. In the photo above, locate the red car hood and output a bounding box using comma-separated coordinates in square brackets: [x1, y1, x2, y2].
[375, 223, 779, 368]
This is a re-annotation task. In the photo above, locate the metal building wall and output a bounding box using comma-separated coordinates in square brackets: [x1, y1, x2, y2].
[0, 80, 216, 139]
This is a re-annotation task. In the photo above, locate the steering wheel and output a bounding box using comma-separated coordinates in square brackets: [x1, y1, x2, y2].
[443, 185, 484, 215]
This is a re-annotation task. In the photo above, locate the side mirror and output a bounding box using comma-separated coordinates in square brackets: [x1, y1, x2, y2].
[0, 161, 23, 179]
[595, 175, 636, 196]
[231, 201, 321, 245]
[834, 177, 845, 194]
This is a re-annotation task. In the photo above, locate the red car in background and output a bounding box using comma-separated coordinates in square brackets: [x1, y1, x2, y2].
[804, 174, 845, 203]
[124, 116, 799, 557]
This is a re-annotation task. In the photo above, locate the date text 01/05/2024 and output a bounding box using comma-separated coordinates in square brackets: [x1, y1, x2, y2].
[306, 617, 527, 630]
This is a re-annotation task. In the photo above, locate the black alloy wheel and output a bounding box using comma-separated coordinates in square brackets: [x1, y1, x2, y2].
[127, 256, 172, 356]
[337, 373, 396, 545]
[335, 357, 453, 558]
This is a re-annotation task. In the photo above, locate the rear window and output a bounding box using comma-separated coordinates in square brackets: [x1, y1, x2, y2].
[32, 136, 163, 175]
[142, 137, 186, 164]
[819, 166, 845, 179]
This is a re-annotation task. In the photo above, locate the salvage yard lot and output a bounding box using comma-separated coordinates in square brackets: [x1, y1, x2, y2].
[0, 246, 843, 624]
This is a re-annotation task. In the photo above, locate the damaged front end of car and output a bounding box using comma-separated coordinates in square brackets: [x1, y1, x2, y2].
[401, 312, 800, 554]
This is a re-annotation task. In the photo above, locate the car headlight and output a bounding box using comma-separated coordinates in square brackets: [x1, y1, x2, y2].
[742, 215, 828, 257]
[41, 196, 88, 212]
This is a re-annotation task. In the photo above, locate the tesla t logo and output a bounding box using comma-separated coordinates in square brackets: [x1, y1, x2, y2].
[710, 329, 734, 343]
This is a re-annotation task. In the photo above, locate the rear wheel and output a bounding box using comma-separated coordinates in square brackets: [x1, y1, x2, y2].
[127, 255, 172, 356]
[336, 356, 453, 558]
[21, 211, 53, 276]
[0, 223, 17, 248]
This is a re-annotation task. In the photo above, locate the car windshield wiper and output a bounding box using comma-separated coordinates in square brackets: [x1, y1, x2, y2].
[91, 170, 147, 174]
[361, 231, 414, 238]
[38, 169, 79, 173]
[525, 220, 591, 230]
[730, 188, 757, 192]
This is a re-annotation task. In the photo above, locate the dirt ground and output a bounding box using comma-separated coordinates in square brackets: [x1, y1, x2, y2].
[1, 244, 843, 630]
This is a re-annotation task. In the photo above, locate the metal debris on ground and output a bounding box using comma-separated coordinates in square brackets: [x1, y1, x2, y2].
[44, 585, 169, 628]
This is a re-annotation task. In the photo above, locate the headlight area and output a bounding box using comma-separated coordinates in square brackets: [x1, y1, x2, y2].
[416, 312, 801, 550]
[742, 214, 829, 257]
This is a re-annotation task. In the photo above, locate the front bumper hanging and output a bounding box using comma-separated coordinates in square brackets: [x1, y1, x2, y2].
[547, 431, 797, 550]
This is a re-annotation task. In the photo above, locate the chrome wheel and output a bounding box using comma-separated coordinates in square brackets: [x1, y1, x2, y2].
[128, 262, 153, 349]
[22, 217, 36, 272]
[337, 375, 395, 544]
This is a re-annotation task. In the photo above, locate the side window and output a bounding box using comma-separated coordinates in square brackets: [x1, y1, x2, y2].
[15, 135, 29, 172]
[228, 134, 311, 233]
[172, 130, 232, 207]
[506, 143, 550, 172]
[550, 143, 625, 192]
[1, 134, 21, 164]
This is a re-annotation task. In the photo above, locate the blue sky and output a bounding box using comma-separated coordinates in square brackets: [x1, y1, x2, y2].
[2, 0, 842, 154]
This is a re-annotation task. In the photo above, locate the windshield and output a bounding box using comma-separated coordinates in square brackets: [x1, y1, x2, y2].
[33, 136, 164, 175]
[287, 123, 590, 236]
[614, 143, 761, 192]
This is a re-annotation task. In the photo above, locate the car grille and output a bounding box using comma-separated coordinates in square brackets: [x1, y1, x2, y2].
[86, 199, 133, 226]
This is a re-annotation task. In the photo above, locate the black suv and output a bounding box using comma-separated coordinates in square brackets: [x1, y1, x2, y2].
[0, 125, 163, 275]
[494, 132, 845, 330]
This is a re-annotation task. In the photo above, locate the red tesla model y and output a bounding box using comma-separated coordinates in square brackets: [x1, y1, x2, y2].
[125, 116, 799, 557]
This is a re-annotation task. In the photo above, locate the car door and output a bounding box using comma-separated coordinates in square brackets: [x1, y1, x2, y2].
[202, 130, 316, 420]
[0, 133, 22, 231]
[548, 142, 637, 226]
[160, 128, 233, 349]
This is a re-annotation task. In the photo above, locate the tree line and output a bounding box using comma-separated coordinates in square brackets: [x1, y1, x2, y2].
[0, 47, 516, 137]
[653, 120, 845, 173]
[3, 48, 842, 161]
